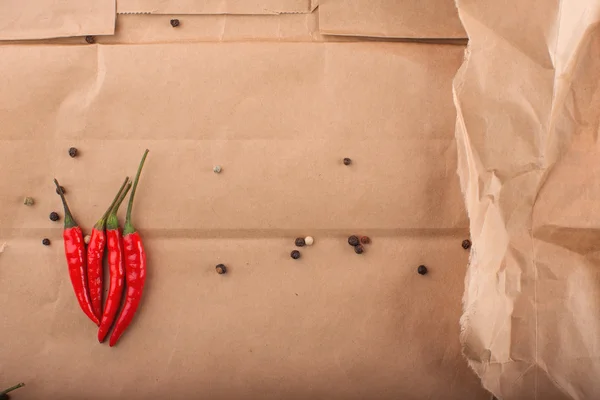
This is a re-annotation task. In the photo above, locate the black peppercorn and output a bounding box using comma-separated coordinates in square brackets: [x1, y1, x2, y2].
[354, 245, 364, 254]
[417, 265, 428, 275]
[216, 264, 227, 274]
[170, 19, 180, 27]
[49, 212, 60, 221]
[68, 147, 78, 157]
[85, 35, 95, 44]
[291, 250, 301, 259]
[42, 238, 51, 246]
[295, 237, 306, 247]
[348, 235, 359, 246]
[462, 239, 471, 250]
[343, 158, 352, 165]
[55, 186, 66, 195]
[360, 236, 370, 245]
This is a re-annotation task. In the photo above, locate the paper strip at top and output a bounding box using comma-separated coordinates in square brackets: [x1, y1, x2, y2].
[0, 0, 115, 40]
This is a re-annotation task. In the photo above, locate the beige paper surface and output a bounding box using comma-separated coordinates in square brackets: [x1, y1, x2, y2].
[454, 0, 600, 398]
[319, 0, 466, 39]
[0, 0, 115, 40]
[0, 6, 487, 400]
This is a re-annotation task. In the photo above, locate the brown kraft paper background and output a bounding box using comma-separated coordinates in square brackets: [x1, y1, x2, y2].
[0, 3, 491, 400]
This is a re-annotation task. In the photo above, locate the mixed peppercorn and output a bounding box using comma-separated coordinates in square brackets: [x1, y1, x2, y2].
[347, 234, 370, 254]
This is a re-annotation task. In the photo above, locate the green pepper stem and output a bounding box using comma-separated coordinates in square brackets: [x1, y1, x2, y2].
[94, 177, 129, 230]
[106, 182, 132, 231]
[53, 179, 77, 229]
[124, 149, 149, 235]
[1, 382, 25, 394]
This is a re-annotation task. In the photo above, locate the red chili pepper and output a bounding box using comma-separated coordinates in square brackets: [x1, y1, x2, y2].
[97, 180, 132, 343]
[54, 179, 99, 326]
[109, 150, 149, 347]
[87, 177, 129, 321]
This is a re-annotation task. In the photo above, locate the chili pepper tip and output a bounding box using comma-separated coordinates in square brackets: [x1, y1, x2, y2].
[95, 177, 130, 230]
[53, 178, 77, 228]
[106, 182, 132, 231]
[124, 149, 149, 235]
[0, 383, 25, 396]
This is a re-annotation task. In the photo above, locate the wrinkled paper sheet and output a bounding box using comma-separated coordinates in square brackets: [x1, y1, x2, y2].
[455, 0, 600, 399]
[0, 3, 488, 400]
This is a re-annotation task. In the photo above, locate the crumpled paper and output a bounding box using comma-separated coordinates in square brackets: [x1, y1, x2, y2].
[454, 0, 600, 398]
